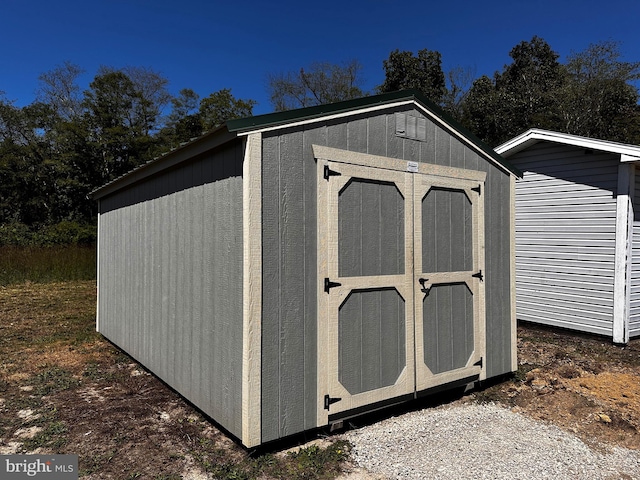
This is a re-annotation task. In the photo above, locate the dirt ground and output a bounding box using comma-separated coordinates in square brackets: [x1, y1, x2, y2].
[1, 281, 640, 478]
[471, 323, 640, 451]
[0, 281, 349, 479]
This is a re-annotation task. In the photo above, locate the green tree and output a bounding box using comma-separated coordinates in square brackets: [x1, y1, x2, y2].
[119, 66, 171, 135]
[498, 36, 566, 132]
[562, 40, 640, 142]
[378, 49, 446, 105]
[0, 98, 66, 225]
[36, 61, 84, 121]
[442, 66, 476, 121]
[199, 88, 256, 131]
[162, 88, 202, 145]
[268, 60, 365, 111]
[81, 67, 171, 183]
[158, 88, 256, 147]
[2, 65, 260, 233]
[462, 37, 567, 145]
[461, 75, 502, 146]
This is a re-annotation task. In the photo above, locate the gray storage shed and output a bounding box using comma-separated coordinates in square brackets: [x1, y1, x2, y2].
[91, 90, 519, 447]
[496, 128, 640, 344]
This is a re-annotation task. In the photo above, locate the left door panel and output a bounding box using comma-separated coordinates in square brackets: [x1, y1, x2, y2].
[318, 160, 415, 418]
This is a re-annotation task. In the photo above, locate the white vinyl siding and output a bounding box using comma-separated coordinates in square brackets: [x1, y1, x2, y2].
[630, 169, 640, 336]
[511, 142, 619, 336]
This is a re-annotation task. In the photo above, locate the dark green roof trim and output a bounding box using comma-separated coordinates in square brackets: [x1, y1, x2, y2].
[227, 89, 521, 177]
[227, 90, 413, 132]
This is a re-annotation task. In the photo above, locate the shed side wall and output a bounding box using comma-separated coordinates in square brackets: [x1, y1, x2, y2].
[508, 142, 619, 336]
[630, 168, 640, 337]
[260, 107, 513, 442]
[98, 141, 244, 438]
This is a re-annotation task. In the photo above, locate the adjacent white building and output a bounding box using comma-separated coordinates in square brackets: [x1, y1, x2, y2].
[496, 129, 640, 344]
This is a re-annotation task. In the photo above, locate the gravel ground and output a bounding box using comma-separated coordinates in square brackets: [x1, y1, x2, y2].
[341, 403, 640, 480]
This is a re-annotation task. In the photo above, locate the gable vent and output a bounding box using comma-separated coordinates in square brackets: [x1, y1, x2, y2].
[395, 112, 427, 141]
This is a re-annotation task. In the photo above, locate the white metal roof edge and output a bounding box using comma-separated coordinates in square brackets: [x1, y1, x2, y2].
[495, 128, 640, 159]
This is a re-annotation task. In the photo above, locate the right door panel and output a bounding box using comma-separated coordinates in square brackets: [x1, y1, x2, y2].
[414, 174, 486, 391]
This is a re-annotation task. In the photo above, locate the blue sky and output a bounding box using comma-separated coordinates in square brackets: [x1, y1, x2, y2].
[3, 0, 640, 115]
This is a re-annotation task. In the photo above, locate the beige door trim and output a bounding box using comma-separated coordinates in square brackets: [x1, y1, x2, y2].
[316, 147, 487, 426]
[413, 173, 486, 391]
[317, 159, 415, 422]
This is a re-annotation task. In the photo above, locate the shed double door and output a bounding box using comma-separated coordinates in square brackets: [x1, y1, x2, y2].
[318, 156, 485, 419]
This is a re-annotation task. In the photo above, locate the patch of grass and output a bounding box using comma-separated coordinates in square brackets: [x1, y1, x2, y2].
[3, 280, 355, 478]
[32, 366, 80, 396]
[0, 280, 98, 356]
[279, 441, 352, 479]
[79, 451, 116, 477]
[4, 392, 44, 412]
[513, 363, 539, 383]
[0, 245, 96, 286]
[188, 436, 351, 480]
[82, 361, 109, 382]
[22, 420, 68, 451]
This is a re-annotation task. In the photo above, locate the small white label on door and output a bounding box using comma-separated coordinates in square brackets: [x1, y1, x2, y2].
[407, 161, 419, 173]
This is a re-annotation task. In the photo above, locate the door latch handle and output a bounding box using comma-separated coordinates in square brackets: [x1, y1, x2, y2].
[418, 278, 431, 295]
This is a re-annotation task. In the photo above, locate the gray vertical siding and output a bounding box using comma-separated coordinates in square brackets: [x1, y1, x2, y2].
[508, 143, 619, 336]
[98, 141, 245, 439]
[630, 170, 640, 336]
[338, 289, 406, 394]
[483, 164, 513, 377]
[261, 129, 321, 442]
[338, 179, 405, 277]
[423, 283, 474, 374]
[422, 188, 473, 273]
[261, 107, 514, 441]
[336, 176, 407, 395]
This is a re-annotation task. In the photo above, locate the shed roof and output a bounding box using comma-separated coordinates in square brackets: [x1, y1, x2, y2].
[496, 128, 640, 162]
[91, 90, 519, 200]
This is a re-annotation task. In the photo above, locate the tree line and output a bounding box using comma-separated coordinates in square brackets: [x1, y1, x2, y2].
[271, 37, 640, 146]
[1, 36, 639, 244]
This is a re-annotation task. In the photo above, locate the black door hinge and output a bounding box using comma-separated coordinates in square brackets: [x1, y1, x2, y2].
[324, 394, 342, 410]
[324, 165, 342, 180]
[474, 357, 483, 368]
[472, 270, 483, 281]
[324, 278, 342, 293]
[472, 184, 482, 195]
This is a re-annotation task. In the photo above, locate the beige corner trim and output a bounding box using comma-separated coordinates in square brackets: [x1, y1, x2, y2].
[476, 177, 487, 381]
[613, 163, 634, 344]
[316, 157, 330, 427]
[242, 132, 262, 446]
[510, 175, 518, 371]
